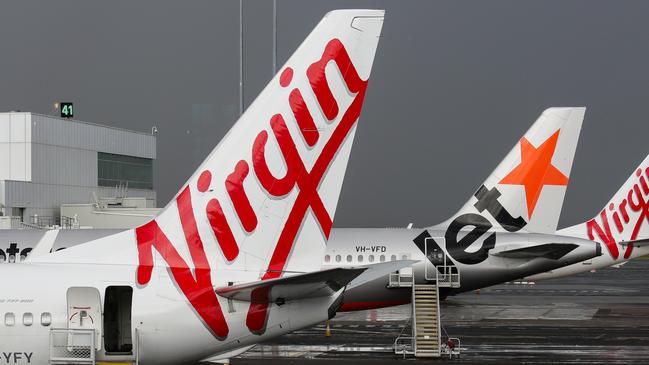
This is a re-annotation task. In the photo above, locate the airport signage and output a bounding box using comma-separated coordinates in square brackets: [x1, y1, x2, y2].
[60, 102, 73, 118]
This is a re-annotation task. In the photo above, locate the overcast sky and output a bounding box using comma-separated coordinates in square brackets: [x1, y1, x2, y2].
[1, 0, 648, 228]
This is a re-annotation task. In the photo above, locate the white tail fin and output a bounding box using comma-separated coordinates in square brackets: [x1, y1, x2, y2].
[138, 9, 384, 277]
[35, 10, 384, 339]
[559, 154, 649, 260]
[437, 107, 585, 234]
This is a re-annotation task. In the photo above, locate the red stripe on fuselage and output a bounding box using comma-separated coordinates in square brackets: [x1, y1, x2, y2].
[339, 300, 411, 312]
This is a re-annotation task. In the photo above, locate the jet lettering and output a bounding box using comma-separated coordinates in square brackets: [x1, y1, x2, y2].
[445, 214, 496, 265]
[445, 185, 527, 265]
[0, 244, 32, 263]
[473, 185, 526, 232]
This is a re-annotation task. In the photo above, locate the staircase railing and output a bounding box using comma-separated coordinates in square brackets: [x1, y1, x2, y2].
[49, 328, 96, 364]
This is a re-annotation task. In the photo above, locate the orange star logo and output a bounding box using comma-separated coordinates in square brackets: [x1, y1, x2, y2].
[499, 130, 568, 218]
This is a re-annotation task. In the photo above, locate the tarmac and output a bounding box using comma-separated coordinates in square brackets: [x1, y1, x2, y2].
[228, 259, 649, 364]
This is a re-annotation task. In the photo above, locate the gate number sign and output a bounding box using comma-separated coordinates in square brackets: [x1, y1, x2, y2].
[60, 102, 73, 118]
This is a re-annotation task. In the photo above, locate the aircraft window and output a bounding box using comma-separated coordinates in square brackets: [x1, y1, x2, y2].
[41, 312, 52, 326]
[346, 255, 352, 262]
[368, 255, 375, 263]
[401, 254, 408, 260]
[4, 312, 15, 326]
[23, 313, 33, 326]
[357, 255, 364, 262]
[380, 255, 386, 262]
[335, 255, 341, 263]
[391, 255, 397, 261]
[324, 255, 331, 263]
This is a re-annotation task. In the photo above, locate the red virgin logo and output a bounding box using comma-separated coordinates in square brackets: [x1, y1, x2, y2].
[586, 166, 649, 259]
[134, 38, 370, 340]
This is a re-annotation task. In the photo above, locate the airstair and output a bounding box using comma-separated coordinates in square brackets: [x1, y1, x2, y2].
[412, 284, 440, 357]
[393, 237, 461, 359]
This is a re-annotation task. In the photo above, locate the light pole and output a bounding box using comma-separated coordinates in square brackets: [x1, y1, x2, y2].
[273, 0, 277, 75]
[239, 0, 244, 116]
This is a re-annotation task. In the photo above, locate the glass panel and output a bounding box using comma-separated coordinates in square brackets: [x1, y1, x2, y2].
[98, 152, 153, 190]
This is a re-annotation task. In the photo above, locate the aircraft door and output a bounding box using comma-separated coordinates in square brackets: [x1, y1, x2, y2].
[424, 237, 449, 281]
[66, 287, 102, 350]
[104, 286, 133, 354]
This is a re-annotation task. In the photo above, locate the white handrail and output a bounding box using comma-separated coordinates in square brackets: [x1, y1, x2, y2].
[135, 327, 140, 365]
[49, 328, 95, 364]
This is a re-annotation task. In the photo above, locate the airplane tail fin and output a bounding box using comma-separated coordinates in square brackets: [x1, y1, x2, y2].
[438, 108, 585, 234]
[33, 10, 384, 339]
[559, 154, 649, 260]
[137, 9, 384, 276]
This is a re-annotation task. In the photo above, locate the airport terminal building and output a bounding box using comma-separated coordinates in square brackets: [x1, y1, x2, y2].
[0, 112, 156, 227]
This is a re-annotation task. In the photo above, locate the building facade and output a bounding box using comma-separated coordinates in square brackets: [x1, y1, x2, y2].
[0, 112, 156, 225]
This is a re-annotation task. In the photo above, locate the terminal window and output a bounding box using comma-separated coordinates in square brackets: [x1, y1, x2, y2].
[98, 152, 153, 190]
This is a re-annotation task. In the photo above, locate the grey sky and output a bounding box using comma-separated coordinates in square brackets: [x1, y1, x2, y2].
[1, 1, 648, 228]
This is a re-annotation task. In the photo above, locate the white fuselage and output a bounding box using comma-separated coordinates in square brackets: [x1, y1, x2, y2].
[324, 227, 600, 310]
[0, 262, 338, 365]
[0, 226, 607, 312]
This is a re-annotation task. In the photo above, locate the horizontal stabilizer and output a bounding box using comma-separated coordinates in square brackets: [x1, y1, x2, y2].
[215, 267, 366, 303]
[492, 243, 579, 260]
[23, 229, 59, 262]
[215, 260, 416, 303]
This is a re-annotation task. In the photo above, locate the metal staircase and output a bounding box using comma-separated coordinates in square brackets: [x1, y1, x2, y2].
[413, 284, 441, 357]
[392, 237, 461, 358]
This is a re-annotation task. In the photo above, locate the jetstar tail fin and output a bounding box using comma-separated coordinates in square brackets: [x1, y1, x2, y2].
[437, 108, 585, 234]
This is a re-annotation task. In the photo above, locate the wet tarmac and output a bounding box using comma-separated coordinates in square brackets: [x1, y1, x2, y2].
[227, 259, 649, 364]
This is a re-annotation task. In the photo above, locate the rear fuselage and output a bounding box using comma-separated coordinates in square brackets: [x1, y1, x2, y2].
[325, 227, 600, 310]
[0, 262, 338, 365]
